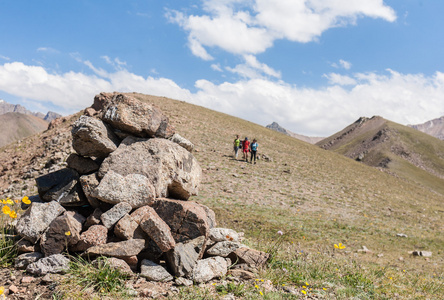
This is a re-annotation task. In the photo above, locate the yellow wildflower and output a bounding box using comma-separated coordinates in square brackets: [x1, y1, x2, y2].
[301, 290, 307, 295]
[65, 231, 71, 236]
[9, 211, 17, 219]
[6, 199, 14, 205]
[259, 291, 263, 296]
[22, 196, 31, 205]
[334, 243, 346, 249]
[0, 286, 3, 295]
[2, 206, 11, 215]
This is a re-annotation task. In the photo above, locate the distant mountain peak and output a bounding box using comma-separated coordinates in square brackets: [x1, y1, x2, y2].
[409, 116, 444, 140]
[0, 100, 62, 122]
[266, 121, 324, 144]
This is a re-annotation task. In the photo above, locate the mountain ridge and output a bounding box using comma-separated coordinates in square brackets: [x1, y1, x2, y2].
[266, 121, 324, 144]
[0, 99, 61, 122]
[409, 115, 444, 140]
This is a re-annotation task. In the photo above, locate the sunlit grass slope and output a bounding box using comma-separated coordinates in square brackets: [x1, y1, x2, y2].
[132, 93, 443, 299]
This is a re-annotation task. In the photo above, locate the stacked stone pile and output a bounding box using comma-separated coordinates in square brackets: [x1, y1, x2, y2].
[14, 93, 269, 284]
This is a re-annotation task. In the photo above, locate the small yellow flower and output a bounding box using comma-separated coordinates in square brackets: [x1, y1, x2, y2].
[255, 285, 259, 289]
[301, 290, 307, 295]
[259, 291, 263, 296]
[2, 206, 11, 215]
[305, 282, 309, 286]
[303, 286, 306, 288]
[334, 243, 346, 249]
[323, 288, 327, 290]
[6, 199, 14, 205]
[22, 196, 31, 205]
[9, 210, 17, 219]
[282, 283, 285, 286]
[261, 279, 264, 282]
[65, 231, 71, 236]
[0, 286, 4, 295]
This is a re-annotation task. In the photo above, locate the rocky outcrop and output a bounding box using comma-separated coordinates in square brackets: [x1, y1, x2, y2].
[15, 93, 268, 284]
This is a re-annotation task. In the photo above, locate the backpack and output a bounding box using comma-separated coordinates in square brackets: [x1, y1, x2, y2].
[251, 142, 258, 151]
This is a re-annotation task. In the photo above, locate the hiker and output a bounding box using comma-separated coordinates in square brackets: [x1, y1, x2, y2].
[242, 137, 250, 162]
[233, 135, 241, 159]
[250, 138, 258, 164]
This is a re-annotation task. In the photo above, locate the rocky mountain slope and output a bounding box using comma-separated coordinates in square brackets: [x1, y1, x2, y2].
[409, 115, 444, 140]
[0, 112, 49, 148]
[0, 99, 61, 122]
[0, 93, 443, 299]
[316, 116, 444, 195]
[266, 122, 323, 144]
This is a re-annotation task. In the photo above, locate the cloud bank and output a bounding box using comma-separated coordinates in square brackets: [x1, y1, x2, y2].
[167, 0, 397, 59]
[0, 61, 443, 137]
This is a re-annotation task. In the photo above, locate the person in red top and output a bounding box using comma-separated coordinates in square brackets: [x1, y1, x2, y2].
[242, 137, 250, 162]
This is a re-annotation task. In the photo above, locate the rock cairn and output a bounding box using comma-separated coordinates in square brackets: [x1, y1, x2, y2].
[14, 93, 269, 283]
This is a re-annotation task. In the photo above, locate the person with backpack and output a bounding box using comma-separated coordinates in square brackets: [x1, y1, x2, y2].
[242, 137, 250, 162]
[250, 138, 258, 164]
[233, 135, 241, 159]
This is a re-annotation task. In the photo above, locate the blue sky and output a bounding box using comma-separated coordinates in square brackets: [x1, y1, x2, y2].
[1, 0, 444, 136]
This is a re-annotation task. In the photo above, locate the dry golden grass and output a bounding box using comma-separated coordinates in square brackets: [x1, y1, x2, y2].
[134, 93, 444, 299]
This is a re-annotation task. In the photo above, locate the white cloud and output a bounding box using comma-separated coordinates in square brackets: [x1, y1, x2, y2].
[168, 0, 396, 58]
[0, 61, 192, 115]
[226, 55, 281, 79]
[323, 73, 356, 85]
[37, 47, 59, 54]
[211, 63, 223, 72]
[339, 59, 352, 70]
[331, 59, 352, 70]
[1, 61, 442, 137]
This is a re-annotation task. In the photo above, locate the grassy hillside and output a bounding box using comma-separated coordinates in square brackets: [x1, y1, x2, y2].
[132, 94, 443, 299]
[317, 116, 444, 197]
[0, 93, 443, 299]
[0, 112, 48, 147]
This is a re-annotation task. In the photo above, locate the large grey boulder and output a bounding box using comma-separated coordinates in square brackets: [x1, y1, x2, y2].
[101, 93, 175, 138]
[98, 137, 201, 200]
[40, 211, 85, 256]
[26, 254, 70, 275]
[71, 115, 120, 158]
[139, 207, 176, 252]
[152, 198, 215, 243]
[95, 171, 156, 209]
[140, 259, 173, 282]
[36, 168, 87, 206]
[192, 256, 228, 283]
[16, 201, 66, 244]
[100, 202, 132, 229]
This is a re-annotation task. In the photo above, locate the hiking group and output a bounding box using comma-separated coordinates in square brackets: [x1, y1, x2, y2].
[233, 135, 258, 164]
